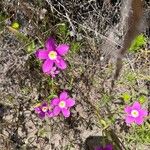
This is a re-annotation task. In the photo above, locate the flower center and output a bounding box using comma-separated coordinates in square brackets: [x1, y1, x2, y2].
[131, 110, 139, 118]
[59, 101, 66, 108]
[48, 51, 57, 60]
[42, 106, 48, 112]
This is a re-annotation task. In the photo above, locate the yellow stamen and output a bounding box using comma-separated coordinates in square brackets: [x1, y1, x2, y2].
[59, 101, 66, 108]
[42, 106, 48, 112]
[131, 110, 139, 118]
[48, 51, 57, 60]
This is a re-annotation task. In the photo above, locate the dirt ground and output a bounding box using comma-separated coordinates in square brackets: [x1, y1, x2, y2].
[0, 0, 150, 150]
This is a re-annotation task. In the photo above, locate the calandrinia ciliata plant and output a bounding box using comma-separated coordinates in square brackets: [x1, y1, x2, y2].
[34, 102, 53, 119]
[51, 91, 75, 118]
[34, 91, 75, 118]
[35, 37, 69, 77]
[124, 101, 148, 125]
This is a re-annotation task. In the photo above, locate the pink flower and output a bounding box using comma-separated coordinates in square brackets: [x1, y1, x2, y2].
[46, 66, 60, 78]
[50, 91, 75, 117]
[35, 37, 69, 73]
[95, 144, 113, 150]
[124, 101, 148, 125]
[34, 102, 53, 119]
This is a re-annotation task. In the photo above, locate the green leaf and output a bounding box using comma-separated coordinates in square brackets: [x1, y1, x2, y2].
[125, 72, 137, 84]
[38, 128, 46, 137]
[11, 21, 20, 30]
[57, 23, 68, 36]
[139, 95, 148, 104]
[70, 42, 81, 53]
[47, 93, 57, 100]
[100, 119, 107, 127]
[129, 34, 148, 52]
[122, 92, 131, 102]
[27, 41, 36, 53]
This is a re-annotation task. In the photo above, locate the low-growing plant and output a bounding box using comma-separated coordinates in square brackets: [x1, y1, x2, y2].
[128, 34, 148, 53]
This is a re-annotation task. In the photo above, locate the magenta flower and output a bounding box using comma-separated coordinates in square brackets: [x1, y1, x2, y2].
[124, 101, 148, 125]
[95, 144, 113, 150]
[46, 66, 60, 78]
[35, 37, 69, 73]
[50, 91, 75, 117]
[34, 102, 53, 119]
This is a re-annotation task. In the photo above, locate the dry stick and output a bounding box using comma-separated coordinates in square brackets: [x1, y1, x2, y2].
[111, 0, 143, 89]
[45, 0, 122, 47]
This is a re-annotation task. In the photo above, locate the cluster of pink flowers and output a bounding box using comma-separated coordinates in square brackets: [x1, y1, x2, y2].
[35, 37, 75, 118]
[35, 37, 149, 126]
[33, 37, 149, 150]
[34, 91, 75, 119]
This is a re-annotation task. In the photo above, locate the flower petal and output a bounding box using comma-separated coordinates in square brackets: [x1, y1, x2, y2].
[53, 106, 61, 116]
[47, 67, 60, 78]
[95, 147, 102, 150]
[132, 101, 141, 110]
[50, 70, 60, 78]
[139, 109, 148, 117]
[125, 116, 134, 125]
[46, 110, 53, 117]
[66, 98, 75, 107]
[105, 144, 113, 150]
[135, 117, 144, 125]
[55, 56, 67, 70]
[42, 59, 54, 73]
[60, 91, 68, 100]
[51, 98, 60, 106]
[35, 49, 48, 60]
[124, 106, 132, 114]
[38, 112, 45, 119]
[50, 73, 56, 78]
[41, 102, 48, 107]
[45, 37, 56, 51]
[55, 70, 60, 74]
[56, 44, 69, 56]
[51, 67, 57, 71]
[62, 108, 70, 117]
[34, 107, 41, 114]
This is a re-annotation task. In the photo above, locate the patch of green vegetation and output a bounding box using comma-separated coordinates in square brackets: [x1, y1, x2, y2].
[70, 41, 81, 54]
[0, 12, 7, 31]
[57, 23, 68, 36]
[121, 92, 131, 103]
[57, 23, 81, 54]
[64, 144, 75, 150]
[11, 21, 20, 30]
[121, 71, 137, 85]
[57, 23, 70, 42]
[20, 87, 31, 95]
[139, 95, 148, 104]
[46, 77, 58, 99]
[47, 92, 57, 100]
[6, 95, 14, 104]
[8, 26, 37, 53]
[27, 40, 36, 53]
[101, 93, 111, 106]
[126, 123, 150, 145]
[129, 34, 148, 53]
[38, 128, 47, 137]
